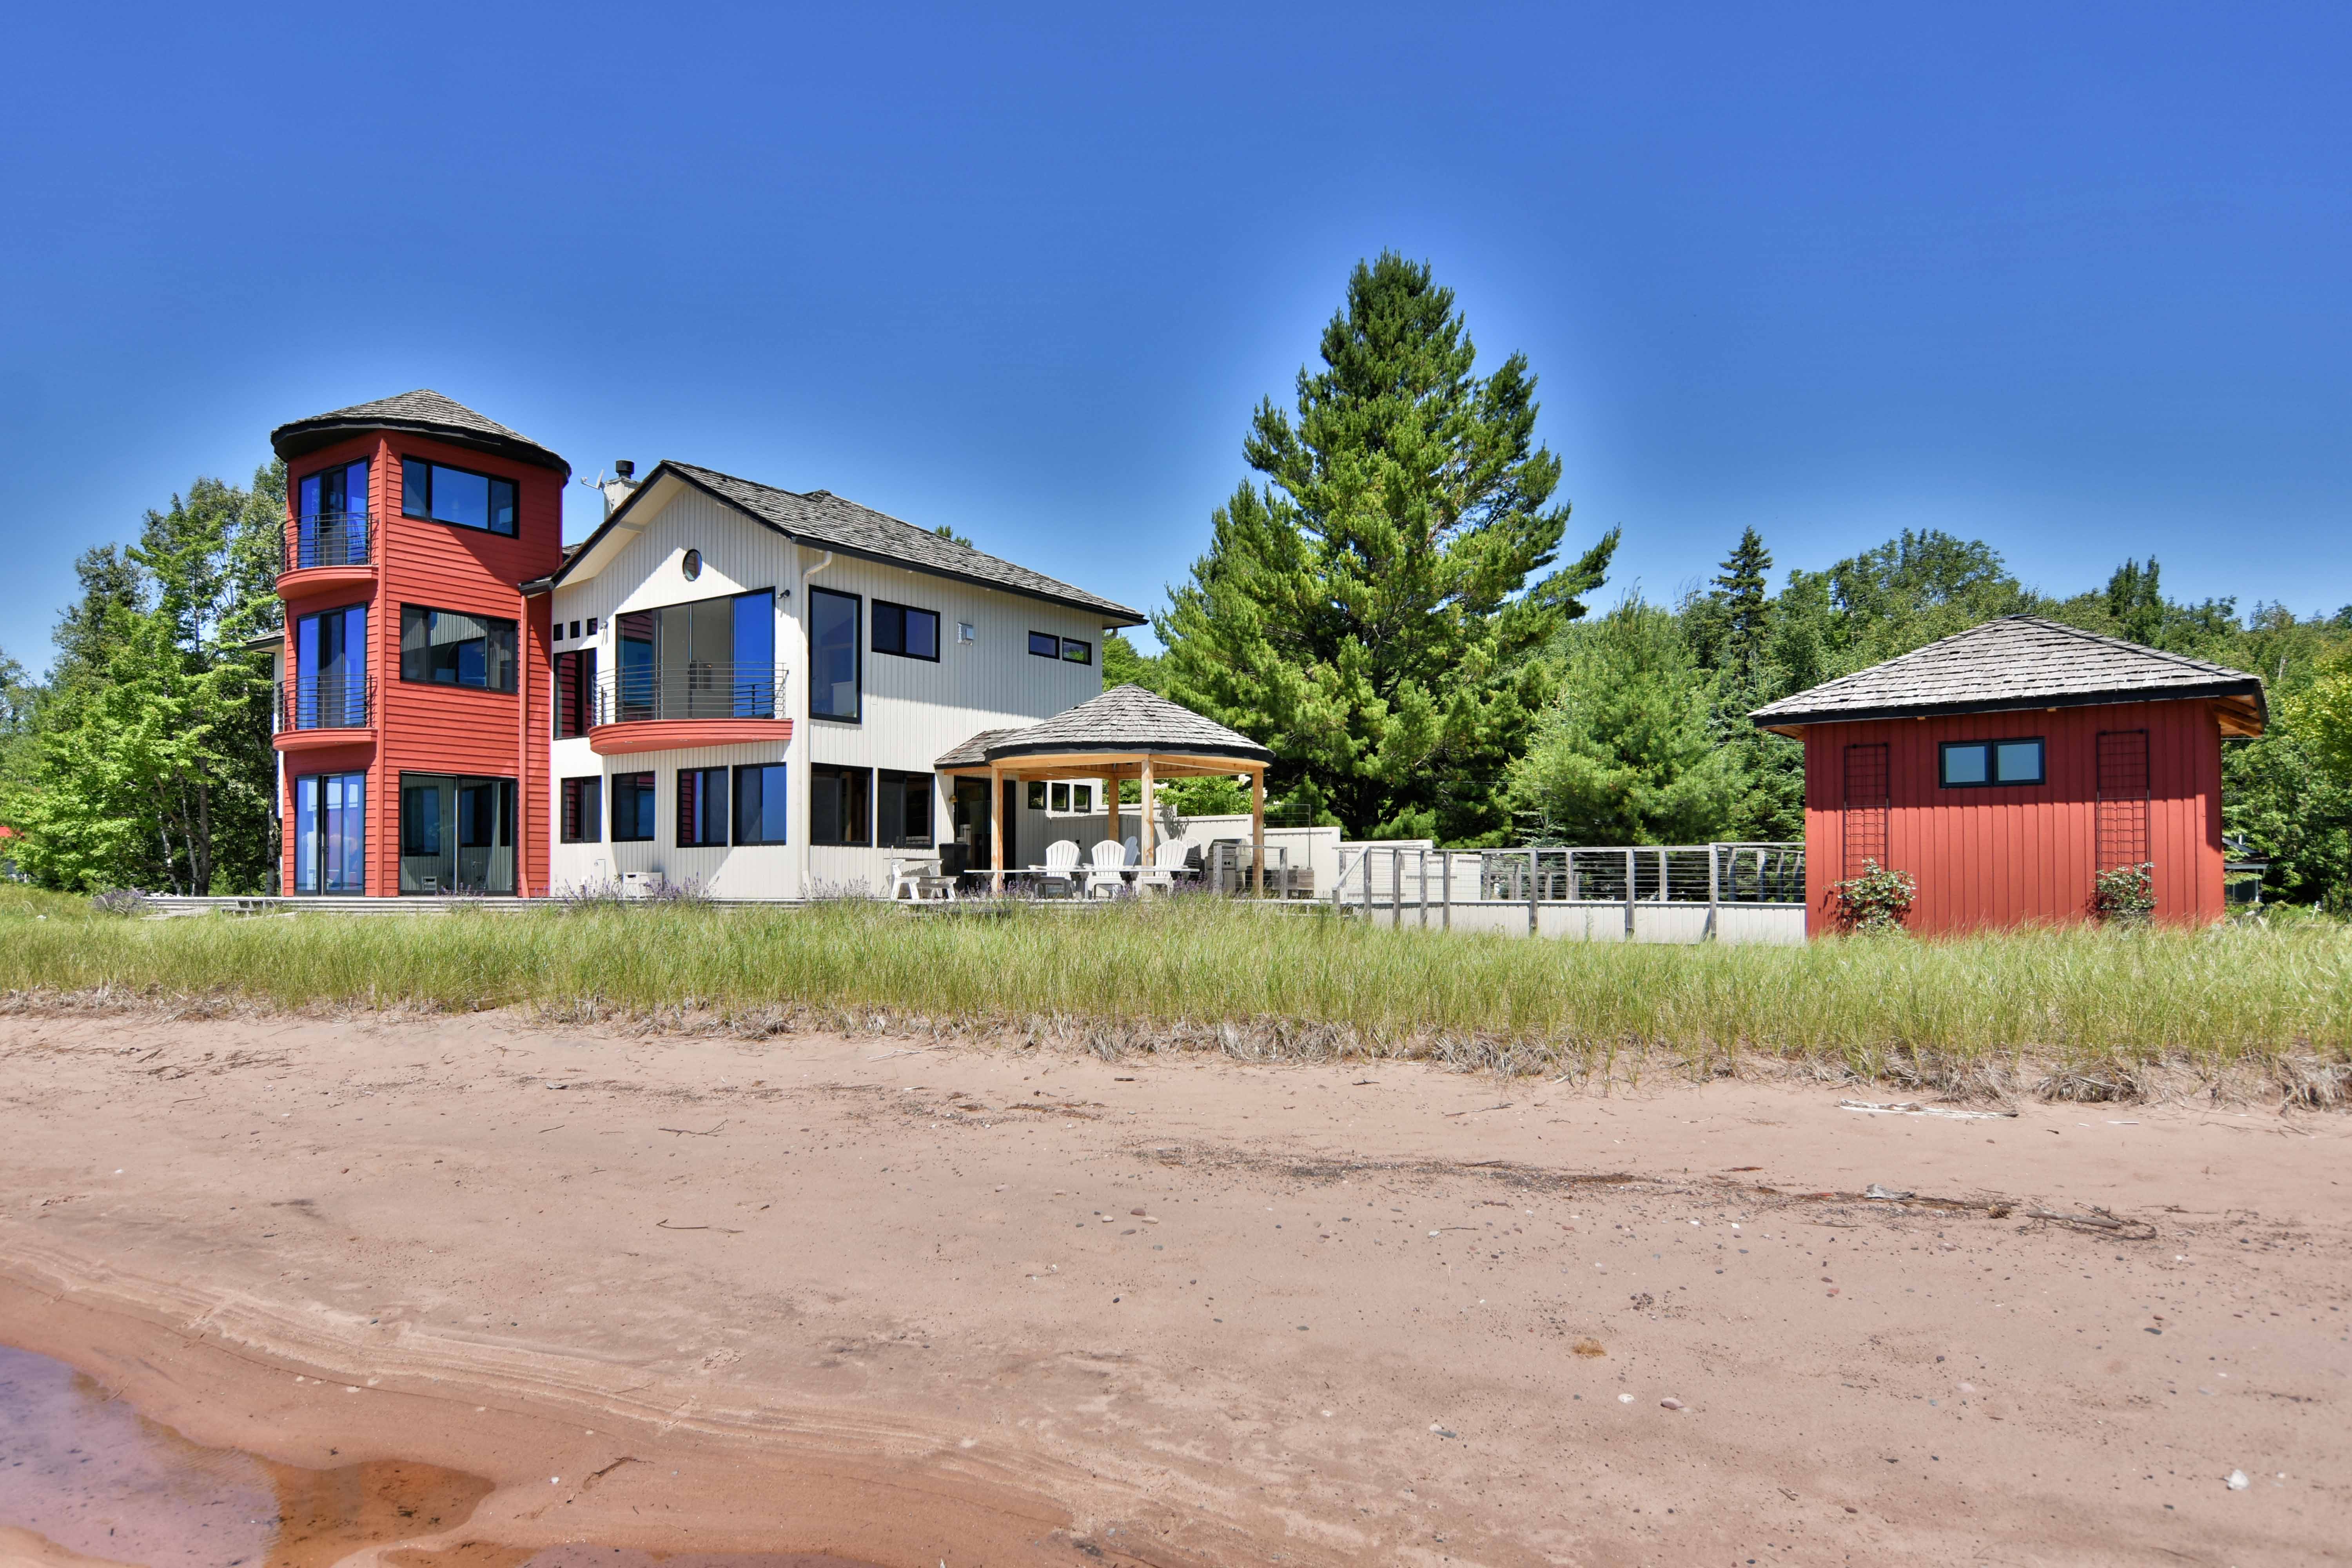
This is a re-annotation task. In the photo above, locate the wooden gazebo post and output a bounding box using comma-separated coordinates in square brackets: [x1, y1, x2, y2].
[989, 764, 1005, 894]
[1250, 765, 1265, 897]
[1139, 755, 1156, 867]
[1105, 764, 1120, 848]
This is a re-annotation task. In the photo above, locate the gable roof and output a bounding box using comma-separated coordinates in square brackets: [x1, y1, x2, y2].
[271, 390, 570, 475]
[1750, 615, 2266, 735]
[939, 684, 1272, 768]
[551, 459, 1143, 625]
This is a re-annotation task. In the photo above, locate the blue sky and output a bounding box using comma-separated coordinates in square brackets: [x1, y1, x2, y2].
[3, 3, 2347, 667]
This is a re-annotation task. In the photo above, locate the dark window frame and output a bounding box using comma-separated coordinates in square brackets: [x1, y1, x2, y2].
[399, 456, 519, 537]
[809, 586, 863, 723]
[876, 769, 935, 849]
[1027, 630, 1061, 660]
[732, 763, 790, 846]
[1061, 637, 1092, 665]
[1938, 737, 2046, 789]
[871, 599, 942, 662]
[399, 604, 518, 693]
[1026, 781, 1047, 810]
[611, 772, 657, 843]
[553, 648, 597, 738]
[560, 776, 603, 844]
[677, 767, 729, 847]
[809, 763, 873, 846]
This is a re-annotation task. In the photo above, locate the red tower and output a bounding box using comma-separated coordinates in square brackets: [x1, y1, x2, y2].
[269, 392, 568, 896]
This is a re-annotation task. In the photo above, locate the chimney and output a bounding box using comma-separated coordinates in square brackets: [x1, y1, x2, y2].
[602, 459, 639, 519]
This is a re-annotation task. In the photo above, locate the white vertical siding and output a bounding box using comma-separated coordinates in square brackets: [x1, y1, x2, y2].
[548, 483, 1119, 897]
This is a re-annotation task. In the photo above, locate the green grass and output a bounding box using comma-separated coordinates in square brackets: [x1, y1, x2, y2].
[4, 895, 2350, 1092]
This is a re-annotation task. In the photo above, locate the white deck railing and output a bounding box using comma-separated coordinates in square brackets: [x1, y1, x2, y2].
[1329, 842, 1806, 944]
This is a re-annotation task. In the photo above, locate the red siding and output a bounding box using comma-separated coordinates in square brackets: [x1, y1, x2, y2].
[1799, 699, 2228, 936]
[278, 430, 563, 896]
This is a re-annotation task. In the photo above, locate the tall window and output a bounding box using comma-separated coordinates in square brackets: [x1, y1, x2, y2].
[877, 770, 934, 848]
[554, 649, 597, 737]
[293, 771, 366, 894]
[612, 772, 657, 842]
[294, 460, 369, 568]
[810, 588, 860, 720]
[810, 764, 871, 845]
[401, 606, 516, 691]
[401, 458, 518, 536]
[294, 605, 368, 728]
[873, 600, 939, 661]
[561, 777, 603, 843]
[612, 590, 775, 722]
[677, 767, 729, 847]
[734, 764, 788, 845]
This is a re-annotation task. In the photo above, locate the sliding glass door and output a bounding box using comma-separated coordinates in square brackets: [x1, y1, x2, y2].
[293, 772, 366, 893]
[398, 773, 515, 895]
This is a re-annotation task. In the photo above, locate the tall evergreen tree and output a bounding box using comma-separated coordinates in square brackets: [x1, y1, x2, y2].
[1711, 526, 1773, 676]
[1158, 253, 1616, 841]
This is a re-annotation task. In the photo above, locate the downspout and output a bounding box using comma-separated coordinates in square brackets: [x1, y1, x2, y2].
[798, 548, 834, 900]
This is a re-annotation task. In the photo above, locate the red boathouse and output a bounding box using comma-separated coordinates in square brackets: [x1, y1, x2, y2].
[1751, 616, 2266, 936]
[269, 392, 569, 897]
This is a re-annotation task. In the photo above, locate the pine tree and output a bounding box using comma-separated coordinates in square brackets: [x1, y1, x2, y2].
[1711, 526, 1773, 676]
[1158, 253, 1616, 841]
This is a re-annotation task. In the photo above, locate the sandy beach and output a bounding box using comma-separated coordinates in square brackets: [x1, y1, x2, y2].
[1, 1008, 2345, 1566]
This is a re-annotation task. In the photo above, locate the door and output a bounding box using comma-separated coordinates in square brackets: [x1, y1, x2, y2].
[400, 773, 517, 894]
[951, 777, 992, 874]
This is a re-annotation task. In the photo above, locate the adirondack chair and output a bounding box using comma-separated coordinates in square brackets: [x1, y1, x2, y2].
[1085, 839, 1132, 899]
[1036, 839, 1082, 898]
[1133, 839, 1190, 895]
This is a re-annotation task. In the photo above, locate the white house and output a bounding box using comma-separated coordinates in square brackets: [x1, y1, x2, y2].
[537, 460, 1146, 898]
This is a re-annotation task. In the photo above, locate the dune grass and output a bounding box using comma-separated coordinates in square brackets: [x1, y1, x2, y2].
[4, 894, 2350, 1093]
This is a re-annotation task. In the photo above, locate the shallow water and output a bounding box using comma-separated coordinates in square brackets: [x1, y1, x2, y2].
[0, 1345, 866, 1568]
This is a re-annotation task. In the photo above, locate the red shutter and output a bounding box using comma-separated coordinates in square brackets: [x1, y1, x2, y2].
[1843, 743, 1890, 872]
[2096, 730, 2151, 871]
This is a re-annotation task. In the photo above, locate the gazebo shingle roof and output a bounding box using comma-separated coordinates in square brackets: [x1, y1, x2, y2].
[1750, 615, 2265, 731]
[271, 389, 570, 475]
[936, 685, 1272, 769]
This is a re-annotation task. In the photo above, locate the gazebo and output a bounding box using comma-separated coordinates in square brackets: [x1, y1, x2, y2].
[935, 684, 1276, 893]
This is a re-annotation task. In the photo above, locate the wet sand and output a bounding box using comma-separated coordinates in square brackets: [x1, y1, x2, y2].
[0, 1009, 2346, 1565]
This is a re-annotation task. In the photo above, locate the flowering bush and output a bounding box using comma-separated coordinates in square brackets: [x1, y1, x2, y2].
[1831, 859, 1916, 934]
[2094, 862, 2157, 924]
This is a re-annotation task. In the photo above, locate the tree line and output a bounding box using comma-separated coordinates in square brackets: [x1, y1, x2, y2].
[7, 254, 2352, 908]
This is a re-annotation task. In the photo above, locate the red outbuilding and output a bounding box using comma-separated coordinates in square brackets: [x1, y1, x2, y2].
[1751, 615, 2266, 936]
[269, 392, 569, 897]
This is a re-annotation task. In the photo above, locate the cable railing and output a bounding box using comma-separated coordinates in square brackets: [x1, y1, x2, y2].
[1333, 842, 1806, 935]
[570, 662, 791, 730]
[275, 674, 373, 731]
[282, 510, 372, 572]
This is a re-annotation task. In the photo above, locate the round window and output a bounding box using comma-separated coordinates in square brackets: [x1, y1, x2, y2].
[681, 548, 702, 581]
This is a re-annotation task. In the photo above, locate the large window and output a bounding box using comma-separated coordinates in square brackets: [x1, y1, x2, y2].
[560, 777, 602, 843]
[293, 771, 366, 894]
[810, 764, 871, 846]
[612, 590, 775, 722]
[810, 588, 860, 720]
[733, 763, 788, 845]
[877, 770, 935, 848]
[293, 604, 368, 728]
[1940, 738, 2044, 788]
[612, 772, 657, 842]
[1029, 630, 1091, 664]
[397, 774, 514, 894]
[401, 606, 516, 691]
[554, 649, 597, 737]
[677, 767, 729, 847]
[294, 460, 370, 568]
[401, 458, 518, 536]
[872, 600, 939, 661]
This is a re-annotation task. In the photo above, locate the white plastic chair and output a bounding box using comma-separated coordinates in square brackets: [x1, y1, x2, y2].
[1036, 839, 1082, 898]
[1134, 839, 1189, 895]
[1085, 838, 1131, 899]
[1123, 835, 1141, 864]
[889, 856, 955, 902]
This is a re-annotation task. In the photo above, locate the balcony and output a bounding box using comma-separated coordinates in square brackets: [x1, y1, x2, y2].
[571, 663, 795, 756]
[278, 511, 374, 590]
[272, 675, 374, 750]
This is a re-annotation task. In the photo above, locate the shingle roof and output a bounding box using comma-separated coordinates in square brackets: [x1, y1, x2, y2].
[270, 390, 570, 475]
[933, 728, 1031, 769]
[650, 461, 1142, 625]
[955, 684, 1272, 765]
[1750, 615, 2265, 730]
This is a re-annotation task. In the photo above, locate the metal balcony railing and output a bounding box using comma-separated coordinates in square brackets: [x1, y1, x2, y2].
[275, 674, 373, 731]
[282, 510, 372, 572]
[559, 662, 789, 735]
